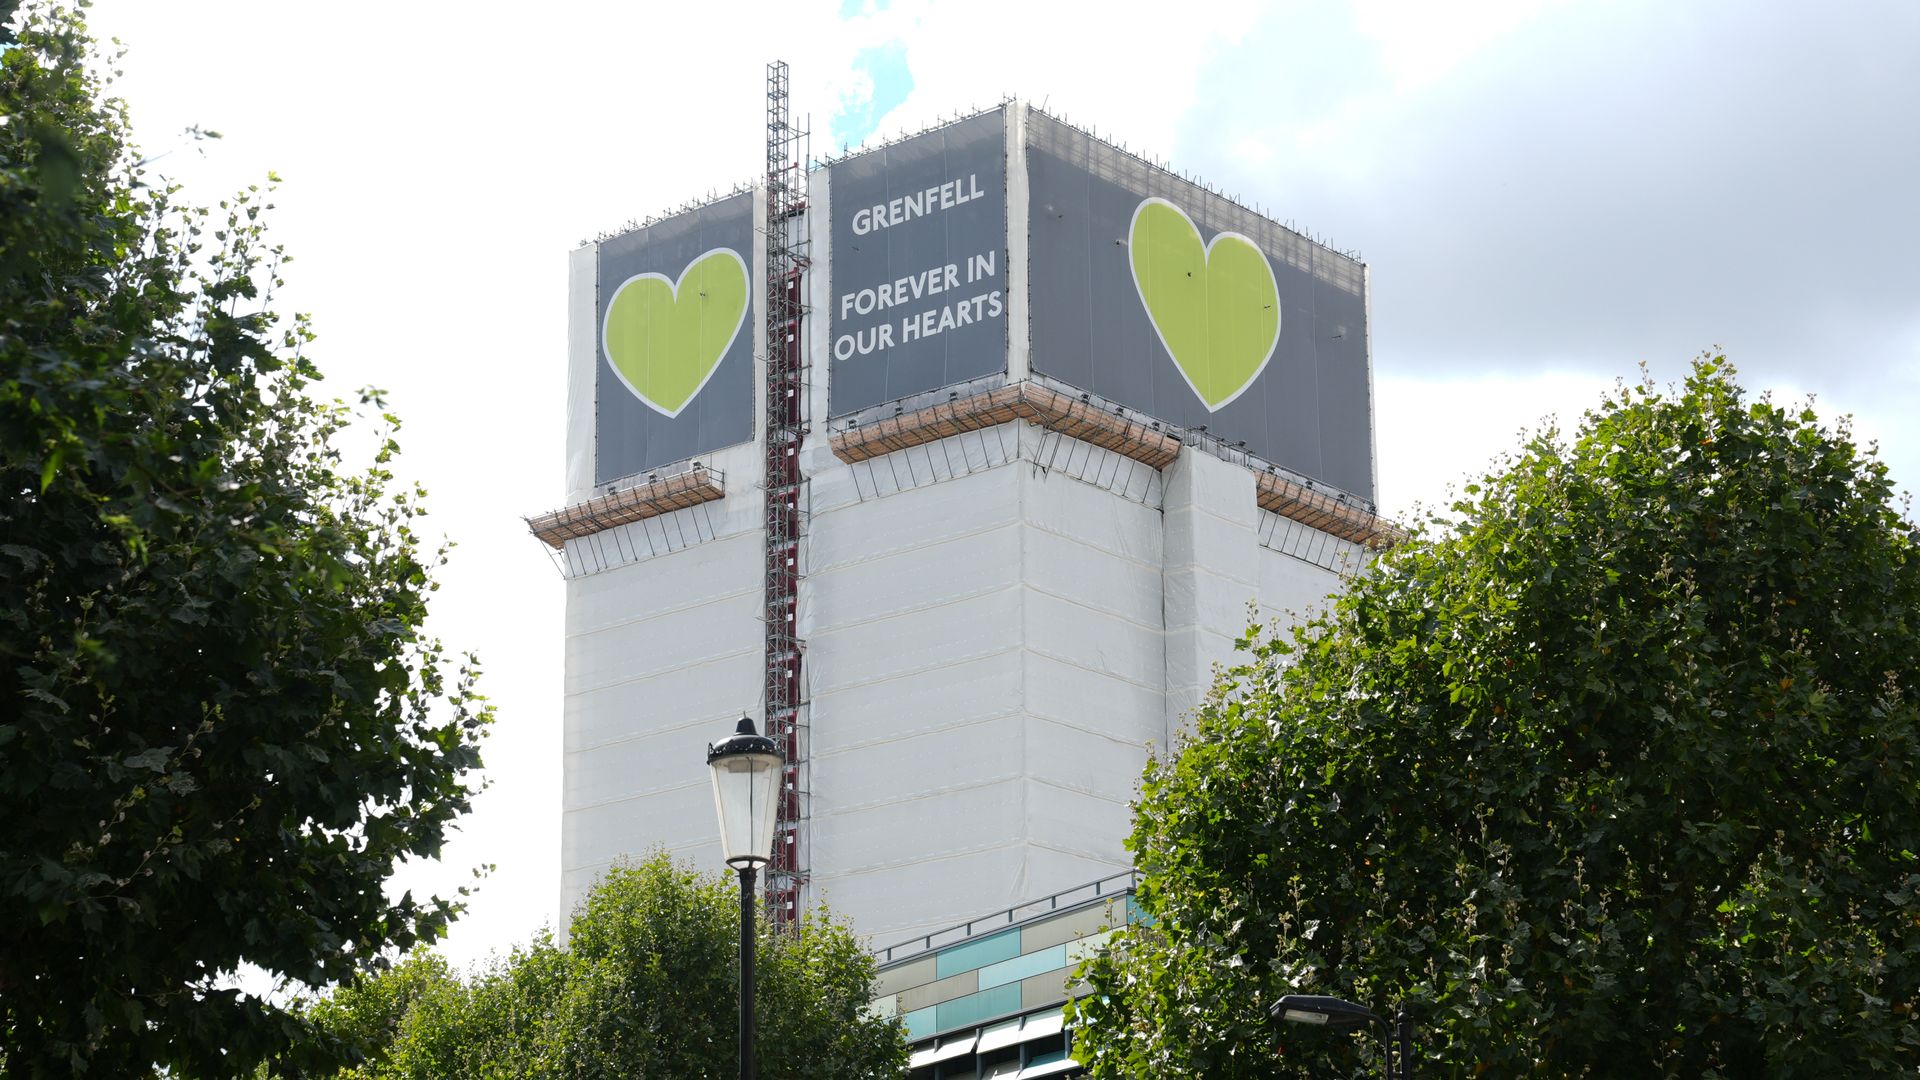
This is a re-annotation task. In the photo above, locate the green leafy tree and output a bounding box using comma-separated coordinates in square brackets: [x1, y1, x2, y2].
[296, 952, 463, 1079]
[0, 3, 489, 1074]
[1070, 360, 1920, 1077]
[301, 852, 909, 1079]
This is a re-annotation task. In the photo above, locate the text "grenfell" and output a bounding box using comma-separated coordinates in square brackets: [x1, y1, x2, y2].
[850, 174, 984, 236]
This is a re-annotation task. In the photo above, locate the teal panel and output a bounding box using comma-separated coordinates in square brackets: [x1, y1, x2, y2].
[934, 983, 1023, 1032]
[903, 1005, 936, 1042]
[1126, 895, 1155, 926]
[977, 943, 1067, 990]
[934, 928, 1021, 980]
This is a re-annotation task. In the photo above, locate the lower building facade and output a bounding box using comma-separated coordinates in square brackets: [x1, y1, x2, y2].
[552, 411, 1379, 948]
[873, 871, 1138, 1078]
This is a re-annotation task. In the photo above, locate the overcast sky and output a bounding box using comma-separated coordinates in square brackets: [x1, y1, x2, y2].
[86, 0, 1919, 974]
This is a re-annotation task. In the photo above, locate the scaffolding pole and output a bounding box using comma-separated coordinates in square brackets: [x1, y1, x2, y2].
[762, 60, 811, 928]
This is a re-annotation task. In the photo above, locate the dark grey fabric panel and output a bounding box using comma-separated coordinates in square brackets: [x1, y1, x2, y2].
[829, 110, 1008, 417]
[1265, 253, 1323, 483]
[1025, 111, 1374, 502]
[1313, 270, 1373, 499]
[1027, 146, 1095, 390]
[594, 193, 755, 484]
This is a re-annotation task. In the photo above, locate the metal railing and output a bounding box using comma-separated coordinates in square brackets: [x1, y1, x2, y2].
[874, 868, 1139, 966]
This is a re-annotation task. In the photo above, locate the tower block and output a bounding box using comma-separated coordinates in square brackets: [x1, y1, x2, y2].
[531, 101, 1393, 947]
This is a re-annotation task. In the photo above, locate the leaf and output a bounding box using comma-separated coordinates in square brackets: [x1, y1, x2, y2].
[122, 748, 172, 772]
[0, 543, 44, 569]
[23, 687, 70, 714]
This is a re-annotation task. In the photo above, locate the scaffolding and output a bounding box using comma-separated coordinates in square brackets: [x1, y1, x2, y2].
[525, 464, 726, 550]
[762, 60, 811, 928]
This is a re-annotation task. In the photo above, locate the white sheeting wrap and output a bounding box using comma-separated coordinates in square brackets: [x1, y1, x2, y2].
[560, 417, 1352, 946]
[1256, 522, 1347, 627]
[564, 244, 597, 506]
[1004, 102, 1031, 383]
[1161, 450, 1258, 739]
[558, 440, 766, 925]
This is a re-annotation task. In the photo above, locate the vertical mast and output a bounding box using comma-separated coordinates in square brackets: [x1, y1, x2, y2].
[762, 60, 810, 928]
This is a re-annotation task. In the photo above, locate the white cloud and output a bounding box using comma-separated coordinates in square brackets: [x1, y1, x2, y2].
[1374, 369, 1613, 517]
[1377, 364, 1920, 525]
[850, 0, 1266, 158]
[1349, 0, 1561, 90]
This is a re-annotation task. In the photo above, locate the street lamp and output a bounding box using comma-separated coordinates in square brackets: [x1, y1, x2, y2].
[1270, 994, 1414, 1078]
[708, 715, 783, 1080]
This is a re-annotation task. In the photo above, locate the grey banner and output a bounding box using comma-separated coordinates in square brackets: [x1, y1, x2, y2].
[1025, 112, 1375, 502]
[595, 193, 755, 484]
[828, 110, 1008, 417]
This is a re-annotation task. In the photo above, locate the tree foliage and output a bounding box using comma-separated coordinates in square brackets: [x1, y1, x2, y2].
[1070, 361, 1920, 1077]
[292, 852, 909, 1079]
[0, 4, 489, 1073]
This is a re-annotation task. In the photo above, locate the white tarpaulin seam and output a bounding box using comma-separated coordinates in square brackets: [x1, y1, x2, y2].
[564, 642, 759, 699]
[808, 707, 1027, 761]
[805, 517, 1022, 583]
[812, 772, 1029, 819]
[1020, 581, 1162, 637]
[809, 629, 1023, 692]
[1020, 645, 1162, 696]
[810, 836, 1026, 880]
[563, 705, 767, 756]
[562, 581, 762, 642]
[1017, 515, 1164, 573]
[806, 644, 1025, 700]
[563, 775, 707, 815]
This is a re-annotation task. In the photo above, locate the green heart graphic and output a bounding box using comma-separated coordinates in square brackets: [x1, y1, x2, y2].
[1128, 198, 1280, 411]
[601, 248, 749, 417]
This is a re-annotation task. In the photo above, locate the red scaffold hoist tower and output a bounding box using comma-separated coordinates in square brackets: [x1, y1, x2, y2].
[762, 60, 810, 928]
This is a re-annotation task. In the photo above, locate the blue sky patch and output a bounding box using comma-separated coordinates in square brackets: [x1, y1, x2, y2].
[830, 40, 912, 151]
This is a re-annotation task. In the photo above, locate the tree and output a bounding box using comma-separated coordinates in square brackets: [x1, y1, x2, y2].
[0, 4, 490, 1074]
[1069, 360, 1920, 1077]
[296, 852, 909, 1079]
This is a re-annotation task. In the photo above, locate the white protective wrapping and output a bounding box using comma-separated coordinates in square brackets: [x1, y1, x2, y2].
[1003, 102, 1030, 383]
[1255, 538, 1346, 632]
[559, 438, 765, 924]
[1160, 449, 1258, 737]
[564, 244, 598, 506]
[806, 468, 1031, 939]
[801, 442, 1179, 944]
[562, 414, 1365, 946]
[802, 164, 836, 482]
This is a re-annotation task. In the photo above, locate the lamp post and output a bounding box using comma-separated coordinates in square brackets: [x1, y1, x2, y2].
[708, 715, 783, 1080]
[1269, 994, 1413, 1078]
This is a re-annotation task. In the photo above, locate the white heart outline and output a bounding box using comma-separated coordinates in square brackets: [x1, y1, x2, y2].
[600, 246, 750, 418]
[1127, 196, 1282, 413]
